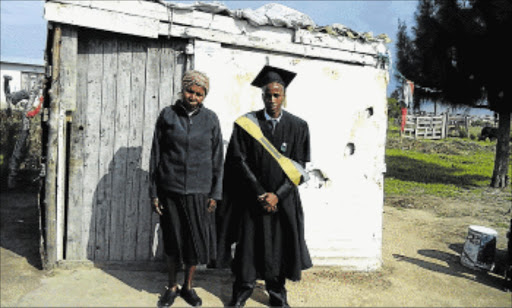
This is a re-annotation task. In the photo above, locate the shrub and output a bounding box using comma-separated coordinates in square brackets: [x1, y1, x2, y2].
[0, 109, 41, 191]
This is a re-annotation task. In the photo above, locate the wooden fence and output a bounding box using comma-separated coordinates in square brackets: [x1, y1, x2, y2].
[402, 114, 471, 140]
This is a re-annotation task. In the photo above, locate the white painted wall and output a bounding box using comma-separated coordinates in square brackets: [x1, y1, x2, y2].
[195, 39, 388, 270]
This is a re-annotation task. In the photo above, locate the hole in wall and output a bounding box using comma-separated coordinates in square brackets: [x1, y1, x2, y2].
[306, 168, 330, 189]
[345, 143, 355, 156]
[366, 107, 374, 118]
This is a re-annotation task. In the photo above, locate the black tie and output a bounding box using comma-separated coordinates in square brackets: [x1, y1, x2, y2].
[269, 119, 278, 134]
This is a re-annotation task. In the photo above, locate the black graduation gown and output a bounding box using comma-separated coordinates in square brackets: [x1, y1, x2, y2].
[218, 109, 312, 282]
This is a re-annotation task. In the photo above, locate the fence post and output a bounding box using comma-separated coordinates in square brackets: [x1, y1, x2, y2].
[441, 113, 447, 139]
[414, 117, 418, 139]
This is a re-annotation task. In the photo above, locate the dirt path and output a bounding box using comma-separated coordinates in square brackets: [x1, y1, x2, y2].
[1, 192, 510, 307]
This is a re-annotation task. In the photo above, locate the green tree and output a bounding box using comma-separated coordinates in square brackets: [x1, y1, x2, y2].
[388, 90, 401, 120]
[395, 0, 511, 188]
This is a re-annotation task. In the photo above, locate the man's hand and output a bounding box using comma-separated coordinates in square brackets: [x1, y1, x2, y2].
[258, 193, 279, 213]
[207, 198, 217, 213]
[152, 198, 163, 216]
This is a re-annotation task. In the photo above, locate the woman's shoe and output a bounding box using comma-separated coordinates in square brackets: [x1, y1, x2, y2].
[181, 287, 202, 306]
[157, 286, 180, 308]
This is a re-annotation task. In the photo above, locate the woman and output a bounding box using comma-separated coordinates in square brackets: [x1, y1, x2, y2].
[149, 70, 223, 307]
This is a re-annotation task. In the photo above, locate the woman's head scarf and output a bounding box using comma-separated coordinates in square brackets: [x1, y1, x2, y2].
[182, 70, 210, 95]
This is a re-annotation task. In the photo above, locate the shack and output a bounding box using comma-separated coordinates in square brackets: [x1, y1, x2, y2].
[41, 0, 390, 270]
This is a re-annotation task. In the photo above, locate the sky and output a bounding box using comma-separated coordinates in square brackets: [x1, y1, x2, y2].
[0, 0, 419, 94]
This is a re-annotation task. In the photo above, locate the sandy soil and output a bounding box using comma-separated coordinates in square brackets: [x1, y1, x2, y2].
[1, 191, 511, 307]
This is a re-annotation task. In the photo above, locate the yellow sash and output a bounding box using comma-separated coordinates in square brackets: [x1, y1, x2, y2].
[235, 113, 308, 186]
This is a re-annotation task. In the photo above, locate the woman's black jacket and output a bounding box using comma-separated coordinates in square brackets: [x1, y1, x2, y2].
[149, 101, 224, 200]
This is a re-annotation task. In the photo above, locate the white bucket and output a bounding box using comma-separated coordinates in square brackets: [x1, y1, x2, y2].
[460, 225, 497, 271]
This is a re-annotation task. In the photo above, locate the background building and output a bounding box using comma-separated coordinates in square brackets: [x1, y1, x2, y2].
[1, 57, 45, 109]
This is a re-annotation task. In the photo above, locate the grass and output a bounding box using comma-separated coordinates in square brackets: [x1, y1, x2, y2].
[385, 123, 500, 198]
[385, 149, 495, 197]
[384, 122, 511, 245]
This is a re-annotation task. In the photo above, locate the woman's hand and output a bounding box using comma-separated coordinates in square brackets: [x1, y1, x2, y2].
[153, 198, 163, 216]
[207, 199, 217, 213]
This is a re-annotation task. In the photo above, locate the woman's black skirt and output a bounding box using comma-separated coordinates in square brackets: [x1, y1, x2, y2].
[158, 192, 216, 265]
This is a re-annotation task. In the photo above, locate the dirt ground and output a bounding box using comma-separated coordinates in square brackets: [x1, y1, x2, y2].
[1, 190, 511, 307]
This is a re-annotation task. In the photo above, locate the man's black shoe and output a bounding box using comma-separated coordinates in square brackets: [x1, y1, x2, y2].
[269, 299, 290, 308]
[268, 290, 289, 308]
[157, 286, 180, 308]
[226, 298, 245, 308]
[180, 287, 202, 307]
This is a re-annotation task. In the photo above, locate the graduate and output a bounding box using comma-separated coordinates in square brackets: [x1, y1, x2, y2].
[220, 65, 312, 308]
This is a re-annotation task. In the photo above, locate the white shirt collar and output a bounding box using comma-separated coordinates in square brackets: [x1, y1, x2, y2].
[264, 110, 283, 122]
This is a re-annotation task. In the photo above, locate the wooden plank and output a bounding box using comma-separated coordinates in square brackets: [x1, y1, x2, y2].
[110, 38, 132, 261]
[94, 38, 118, 261]
[66, 31, 88, 260]
[82, 36, 103, 260]
[44, 26, 62, 269]
[123, 40, 146, 261]
[45, 2, 159, 38]
[173, 42, 187, 104]
[59, 26, 78, 112]
[159, 40, 176, 111]
[57, 25, 77, 260]
[56, 107, 66, 261]
[136, 40, 161, 261]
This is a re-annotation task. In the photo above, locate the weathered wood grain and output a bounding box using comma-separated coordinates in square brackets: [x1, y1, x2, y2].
[110, 38, 132, 260]
[173, 42, 186, 104]
[136, 40, 161, 261]
[93, 38, 117, 261]
[54, 29, 189, 263]
[159, 40, 176, 111]
[44, 26, 62, 268]
[123, 39, 146, 261]
[66, 32, 88, 260]
[83, 36, 103, 259]
[56, 25, 77, 261]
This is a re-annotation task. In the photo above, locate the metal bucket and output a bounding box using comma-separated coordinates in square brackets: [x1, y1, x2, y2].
[460, 225, 497, 271]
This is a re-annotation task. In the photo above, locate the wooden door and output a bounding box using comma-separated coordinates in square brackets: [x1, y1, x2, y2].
[66, 29, 187, 262]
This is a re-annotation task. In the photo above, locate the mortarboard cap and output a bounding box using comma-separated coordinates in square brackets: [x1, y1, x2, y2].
[251, 65, 297, 88]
